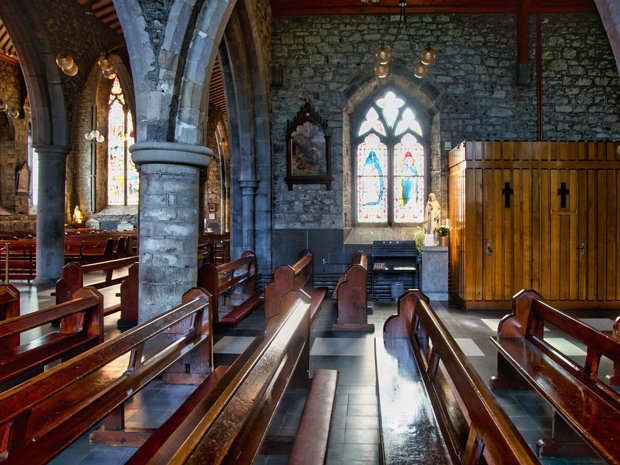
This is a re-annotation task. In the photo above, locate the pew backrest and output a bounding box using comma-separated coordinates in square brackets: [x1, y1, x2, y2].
[264, 250, 315, 330]
[197, 251, 257, 324]
[384, 290, 541, 465]
[0, 287, 104, 386]
[496, 289, 620, 396]
[0, 284, 20, 347]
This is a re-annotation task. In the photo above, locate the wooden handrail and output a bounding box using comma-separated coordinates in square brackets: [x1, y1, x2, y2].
[80, 255, 137, 274]
[384, 290, 540, 465]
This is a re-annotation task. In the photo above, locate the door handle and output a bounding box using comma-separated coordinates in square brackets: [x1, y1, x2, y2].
[486, 242, 493, 256]
[578, 243, 585, 257]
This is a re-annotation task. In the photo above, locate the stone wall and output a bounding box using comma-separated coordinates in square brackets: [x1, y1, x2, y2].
[271, 13, 620, 236]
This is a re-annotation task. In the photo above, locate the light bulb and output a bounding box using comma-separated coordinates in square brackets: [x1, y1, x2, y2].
[8, 108, 19, 119]
[85, 132, 92, 140]
[63, 62, 79, 76]
[374, 45, 392, 65]
[55, 53, 74, 70]
[373, 61, 390, 79]
[96, 134, 105, 143]
[102, 68, 117, 80]
[97, 55, 115, 71]
[412, 62, 428, 79]
[420, 44, 437, 66]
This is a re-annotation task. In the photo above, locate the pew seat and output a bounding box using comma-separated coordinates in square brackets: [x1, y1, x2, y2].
[288, 368, 338, 465]
[219, 291, 264, 325]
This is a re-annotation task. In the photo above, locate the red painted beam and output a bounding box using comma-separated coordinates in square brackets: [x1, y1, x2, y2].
[271, 0, 596, 16]
[517, 0, 533, 65]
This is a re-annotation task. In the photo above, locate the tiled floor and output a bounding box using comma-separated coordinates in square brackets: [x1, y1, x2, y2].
[6, 281, 617, 465]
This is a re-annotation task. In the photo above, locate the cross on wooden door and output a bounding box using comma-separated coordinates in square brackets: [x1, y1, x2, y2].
[502, 182, 513, 208]
[557, 182, 570, 209]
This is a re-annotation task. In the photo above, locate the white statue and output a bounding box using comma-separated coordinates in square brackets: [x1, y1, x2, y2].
[425, 193, 441, 234]
[16, 163, 30, 194]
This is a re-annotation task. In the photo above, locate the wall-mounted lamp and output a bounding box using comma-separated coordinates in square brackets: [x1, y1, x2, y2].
[56, 53, 79, 76]
[85, 129, 105, 143]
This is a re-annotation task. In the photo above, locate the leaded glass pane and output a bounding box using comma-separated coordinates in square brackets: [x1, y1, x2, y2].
[357, 133, 388, 223]
[376, 91, 405, 129]
[126, 116, 139, 205]
[393, 134, 425, 223]
[358, 107, 386, 137]
[107, 97, 125, 205]
[394, 107, 423, 137]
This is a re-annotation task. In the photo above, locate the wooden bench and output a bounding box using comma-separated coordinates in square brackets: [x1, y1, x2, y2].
[331, 251, 373, 332]
[489, 289, 620, 462]
[381, 290, 541, 465]
[264, 249, 328, 332]
[197, 250, 262, 326]
[0, 287, 104, 388]
[63, 235, 116, 264]
[0, 284, 20, 347]
[125, 289, 338, 465]
[0, 240, 36, 282]
[55, 256, 137, 324]
[0, 287, 220, 463]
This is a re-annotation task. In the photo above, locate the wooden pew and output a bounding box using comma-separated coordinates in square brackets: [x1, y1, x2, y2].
[197, 251, 262, 326]
[609, 316, 620, 386]
[117, 262, 139, 329]
[0, 284, 19, 320]
[0, 240, 36, 282]
[0, 287, 103, 388]
[264, 249, 327, 332]
[0, 284, 20, 347]
[489, 289, 620, 462]
[0, 288, 218, 464]
[125, 289, 338, 465]
[331, 251, 373, 332]
[63, 235, 116, 263]
[55, 256, 137, 322]
[382, 290, 541, 465]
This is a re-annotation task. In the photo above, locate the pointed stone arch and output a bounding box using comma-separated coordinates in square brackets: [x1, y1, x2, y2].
[342, 70, 449, 232]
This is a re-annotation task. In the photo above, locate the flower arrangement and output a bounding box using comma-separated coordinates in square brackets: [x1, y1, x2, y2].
[435, 226, 450, 237]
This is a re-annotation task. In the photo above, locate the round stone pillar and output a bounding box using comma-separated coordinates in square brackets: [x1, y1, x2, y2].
[240, 180, 258, 253]
[34, 145, 69, 285]
[131, 142, 212, 323]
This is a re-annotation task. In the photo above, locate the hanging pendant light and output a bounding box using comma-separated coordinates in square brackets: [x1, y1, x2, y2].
[371, 1, 437, 80]
[98, 54, 115, 72]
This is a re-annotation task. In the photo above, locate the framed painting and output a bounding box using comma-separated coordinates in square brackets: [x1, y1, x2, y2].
[285, 101, 332, 190]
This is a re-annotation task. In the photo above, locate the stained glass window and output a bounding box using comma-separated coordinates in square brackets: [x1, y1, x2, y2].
[107, 78, 138, 206]
[355, 89, 426, 224]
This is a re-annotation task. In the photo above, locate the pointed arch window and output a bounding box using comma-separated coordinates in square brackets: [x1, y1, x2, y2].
[107, 78, 138, 205]
[355, 89, 426, 224]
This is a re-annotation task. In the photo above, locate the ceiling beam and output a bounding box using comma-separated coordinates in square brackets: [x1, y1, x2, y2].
[270, 0, 597, 17]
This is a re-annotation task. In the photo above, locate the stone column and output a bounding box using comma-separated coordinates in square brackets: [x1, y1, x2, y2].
[34, 145, 69, 285]
[131, 142, 211, 323]
[239, 179, 258, 253]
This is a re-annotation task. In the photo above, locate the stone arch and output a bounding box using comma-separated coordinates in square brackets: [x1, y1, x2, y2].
[595, 0, 620, 76]
[0, 3, 69, 147]
[342, 71, 449, 233]
[219, 0, 272, 274]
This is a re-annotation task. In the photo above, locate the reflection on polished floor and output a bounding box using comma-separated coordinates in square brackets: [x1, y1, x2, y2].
[7, 279, 616, 465]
